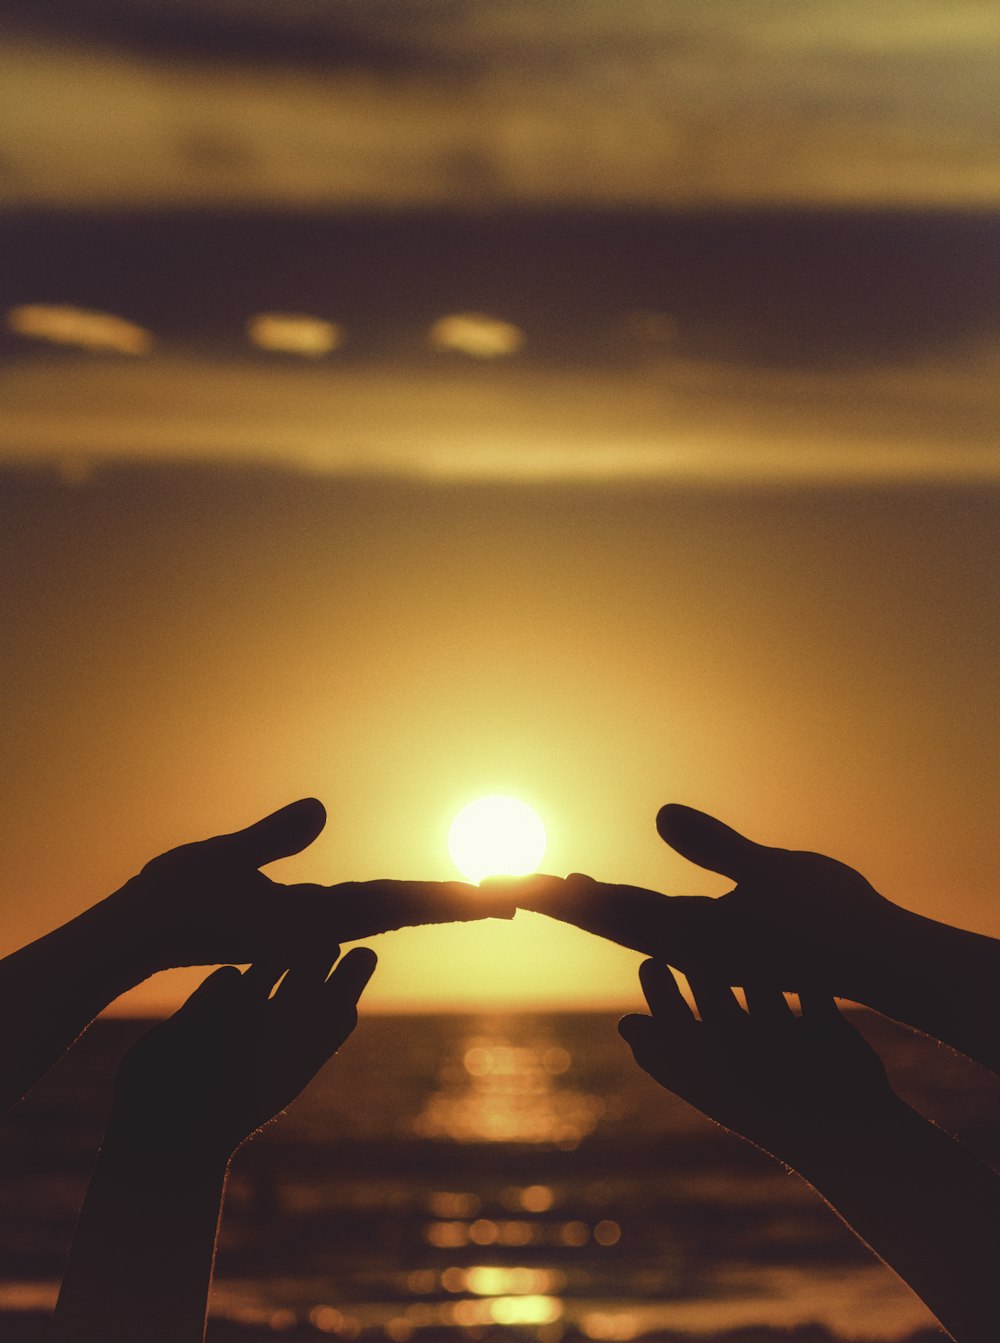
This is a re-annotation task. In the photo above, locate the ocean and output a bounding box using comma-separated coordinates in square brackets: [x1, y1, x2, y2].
[2, 1008, 995, 1342]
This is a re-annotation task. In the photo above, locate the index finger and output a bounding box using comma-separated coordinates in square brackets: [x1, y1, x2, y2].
[489, 871, 720, 962]
[282, 879, 516, 943]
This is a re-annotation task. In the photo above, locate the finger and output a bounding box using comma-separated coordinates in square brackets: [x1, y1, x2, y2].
[656, 805, 770, 882]
[283, 880, 514, 942]
[618, 1012, 655, 1052]
[211, 798, 327, 869]
[618, 1013, 682, 1086]
[510, 870, 720, 962]
[798, 989, 842, 1023]
[240, 962, 287, 998]
[638, 959, 692, 1025]
[171, 964, 242, 1019]
[274, 952, 341, 1002]
[685, 971, 742, 1024]
[327, 946, 378, 1006]
[480, 872, 564, 902]
[743, 984, 794, 1021]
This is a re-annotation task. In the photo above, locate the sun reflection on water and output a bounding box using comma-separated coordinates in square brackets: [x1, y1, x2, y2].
[413, 1029, 603, 1146]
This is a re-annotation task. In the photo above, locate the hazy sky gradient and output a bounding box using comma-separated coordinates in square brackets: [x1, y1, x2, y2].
[3, 467, 997, 1012]
[2, 2, 997, 1013]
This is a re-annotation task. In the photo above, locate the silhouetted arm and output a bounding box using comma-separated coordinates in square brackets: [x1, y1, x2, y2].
[0, 798, 510, 1113]
[620, 963, 1000, 1343]
[508, 804, 1000, 1072]
[54, 949, 375, 1343]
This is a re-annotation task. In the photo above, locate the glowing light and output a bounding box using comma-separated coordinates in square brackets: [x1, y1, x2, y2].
[489, 1295, 563, 1326]
[448, 795, 546, 883]
[581, 1310, 641, 1340]
[414, 1030, 601, 1146]
[520, 1184, 555, 1212]
[429, 312, 524, 358]
[469, 1217, 499, 1245]
[424, 1221, 468, 1248]
[247, 312, 344, 357]
[7, 304, 153, 355]
[309, 1306, 344, 1334]
[559, 1221, 590, 1247]
[406, 1271, 435, 1295]
[464, 1266, 560, 1296]
[594, 1219, 622, 1245]
[428, 1190, 479, 1218]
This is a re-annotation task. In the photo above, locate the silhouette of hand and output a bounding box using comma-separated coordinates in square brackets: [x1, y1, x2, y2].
[509, 804, 905, 999]
[620, 961, 898, 1163]
[114, 798, 511, 971]
[108, 949, 376, 1164]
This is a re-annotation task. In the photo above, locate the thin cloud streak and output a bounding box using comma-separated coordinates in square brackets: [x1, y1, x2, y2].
[3, 350, 997, 484]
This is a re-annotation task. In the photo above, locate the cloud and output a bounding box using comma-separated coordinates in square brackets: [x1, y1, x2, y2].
[2, 0, 999, 210]
[3, 345, 997, 485]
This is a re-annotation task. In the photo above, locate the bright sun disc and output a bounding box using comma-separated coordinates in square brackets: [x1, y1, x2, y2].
[448, 795, 547, 884]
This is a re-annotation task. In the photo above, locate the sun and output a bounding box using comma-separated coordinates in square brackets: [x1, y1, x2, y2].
[448, 795, 547, 884]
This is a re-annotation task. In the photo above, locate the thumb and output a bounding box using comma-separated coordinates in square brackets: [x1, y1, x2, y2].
[214, 798, 327, 869]
[655, 804, 768, 882]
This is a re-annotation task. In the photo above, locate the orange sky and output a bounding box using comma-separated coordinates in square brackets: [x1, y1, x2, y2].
[2, 470, 996, 1014]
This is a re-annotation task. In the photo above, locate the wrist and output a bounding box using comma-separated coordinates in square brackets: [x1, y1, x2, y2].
[852, 906, 1000, 1065]
[99, 874, 176, 978]
[98, 1119, 232, 1189]
[779, 1092, 923, 1183]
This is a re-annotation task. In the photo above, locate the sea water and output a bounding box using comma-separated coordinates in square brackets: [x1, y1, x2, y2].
[2, 1010, 995, 1340]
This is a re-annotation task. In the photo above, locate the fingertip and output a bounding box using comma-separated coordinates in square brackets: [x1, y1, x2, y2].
[637, 956, 665, 989]
[471, 892, 518, 921]
[241, 962, 287, 997]
[286, 796, 327, 842]
[617, 1013, 649, 1047]
[655, 804, 759, 881]
[481, 873, 561, 898]
[171, 963, 242, 1021]
[226, 796, 328, 868]
[337, 946, 378, 999]
[655, 803, 698, 845]
[351, 945, 378, 972]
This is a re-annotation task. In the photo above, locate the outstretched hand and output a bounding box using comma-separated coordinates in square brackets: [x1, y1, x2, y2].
[507, 804, 907, 1001]
[109, 949, 376, 1165]
[620, 961, 897, 1165]
[115, 798, 513, 971]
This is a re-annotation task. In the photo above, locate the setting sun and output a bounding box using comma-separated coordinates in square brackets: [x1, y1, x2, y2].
[448, 795, 547, 884]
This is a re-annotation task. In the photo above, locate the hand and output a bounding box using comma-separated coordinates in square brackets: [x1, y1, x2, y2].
[111, 798, 513, 971]
[620, 960, 898, 1164]
[108, 949, 376, 1165]
[507, 804, 906, 999]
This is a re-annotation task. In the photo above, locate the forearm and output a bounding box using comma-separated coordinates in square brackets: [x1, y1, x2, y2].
[846, 907, 1000, 1074]
[54, 1128, 229, 1343]
[0, 882, 160, 1112]
[786, 1102, 1000, 1343]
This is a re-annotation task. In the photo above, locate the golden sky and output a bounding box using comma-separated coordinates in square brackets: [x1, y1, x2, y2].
[2, 469, 997, 1013]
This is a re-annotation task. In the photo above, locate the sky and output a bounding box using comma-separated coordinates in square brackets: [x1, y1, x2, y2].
[1, 1, 998, 1014]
